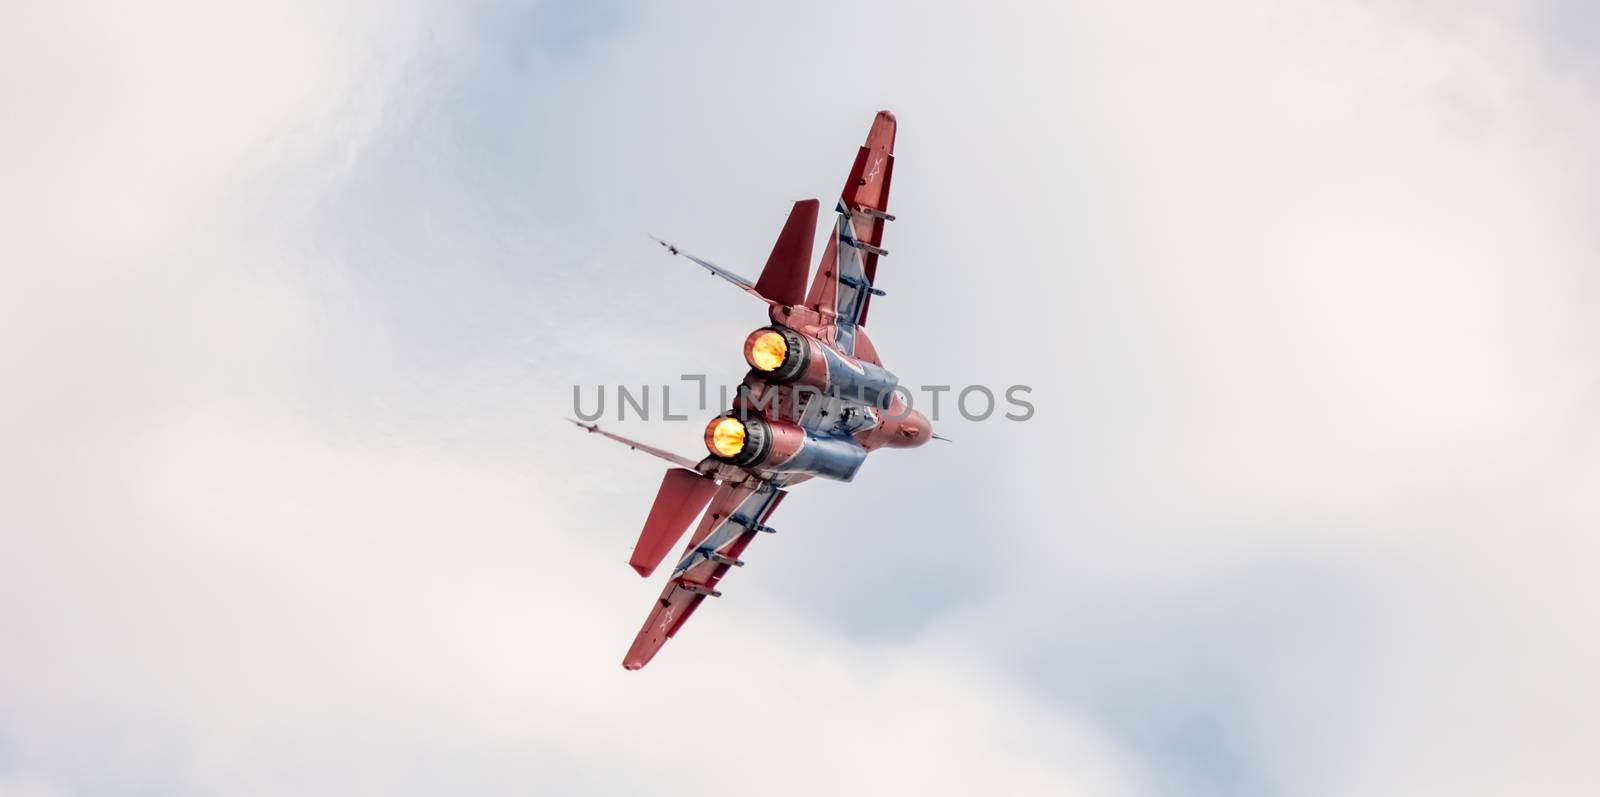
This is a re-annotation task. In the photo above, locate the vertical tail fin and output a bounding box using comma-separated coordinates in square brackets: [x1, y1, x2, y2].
[630, 468, 720, 578]
[753, 199, 818, 307]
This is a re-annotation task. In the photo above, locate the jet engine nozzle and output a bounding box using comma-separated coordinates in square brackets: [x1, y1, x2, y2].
[701, 412, 867, 481]
[742, 326, 810, 383]
[742, 325, 898, 405]
[705, 415, 760, 462]
[744, 328, 788, 373]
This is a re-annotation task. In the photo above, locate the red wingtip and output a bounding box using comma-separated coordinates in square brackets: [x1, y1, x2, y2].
[842, 112, 896, 211]
[870, 110, 897, 154]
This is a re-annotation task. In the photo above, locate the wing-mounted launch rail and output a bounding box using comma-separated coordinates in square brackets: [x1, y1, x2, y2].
[842, 238, 888, 257]
[729, 514, 777, 534]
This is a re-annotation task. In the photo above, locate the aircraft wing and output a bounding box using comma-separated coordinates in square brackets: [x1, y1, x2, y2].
[804, 110, 897, 355]
[623, 478, 788, 669]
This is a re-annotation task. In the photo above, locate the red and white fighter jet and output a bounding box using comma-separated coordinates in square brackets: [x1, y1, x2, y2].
[573, 111, 936, 669]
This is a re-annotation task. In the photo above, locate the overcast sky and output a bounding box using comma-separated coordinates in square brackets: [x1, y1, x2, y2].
[3, 1, 1598, 794]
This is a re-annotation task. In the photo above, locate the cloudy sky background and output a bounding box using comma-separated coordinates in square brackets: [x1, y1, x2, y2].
[4, 0, 1598, 794]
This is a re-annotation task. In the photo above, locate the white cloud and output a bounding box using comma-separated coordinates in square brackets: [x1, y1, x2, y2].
[3, 0, 1598, 794]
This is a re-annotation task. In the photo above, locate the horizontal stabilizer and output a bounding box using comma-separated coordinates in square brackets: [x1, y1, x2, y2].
[631, 468, 719, 578]
[753, 199, 818, 306]
[650, 236, 767, 302]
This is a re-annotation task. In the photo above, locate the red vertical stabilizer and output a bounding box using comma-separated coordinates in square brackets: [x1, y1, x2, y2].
[753, 199, 818, 307]
[630, 468, 719, 578]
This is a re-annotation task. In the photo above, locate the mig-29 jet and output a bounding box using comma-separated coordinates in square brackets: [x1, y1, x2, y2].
[573, 111, 936, 669]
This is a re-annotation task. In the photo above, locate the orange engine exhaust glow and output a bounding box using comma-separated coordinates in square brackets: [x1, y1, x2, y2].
[706, 416, 747, 458]
[744, 329, 788, 372]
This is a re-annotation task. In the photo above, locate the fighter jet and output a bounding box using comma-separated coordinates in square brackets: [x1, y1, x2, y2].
[574, 111, 934, 669]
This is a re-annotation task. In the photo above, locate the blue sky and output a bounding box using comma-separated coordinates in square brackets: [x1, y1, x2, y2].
[3, 1, 1598, 794]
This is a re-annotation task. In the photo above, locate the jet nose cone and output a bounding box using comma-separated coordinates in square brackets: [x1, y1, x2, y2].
[890, 409, 932, 448]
